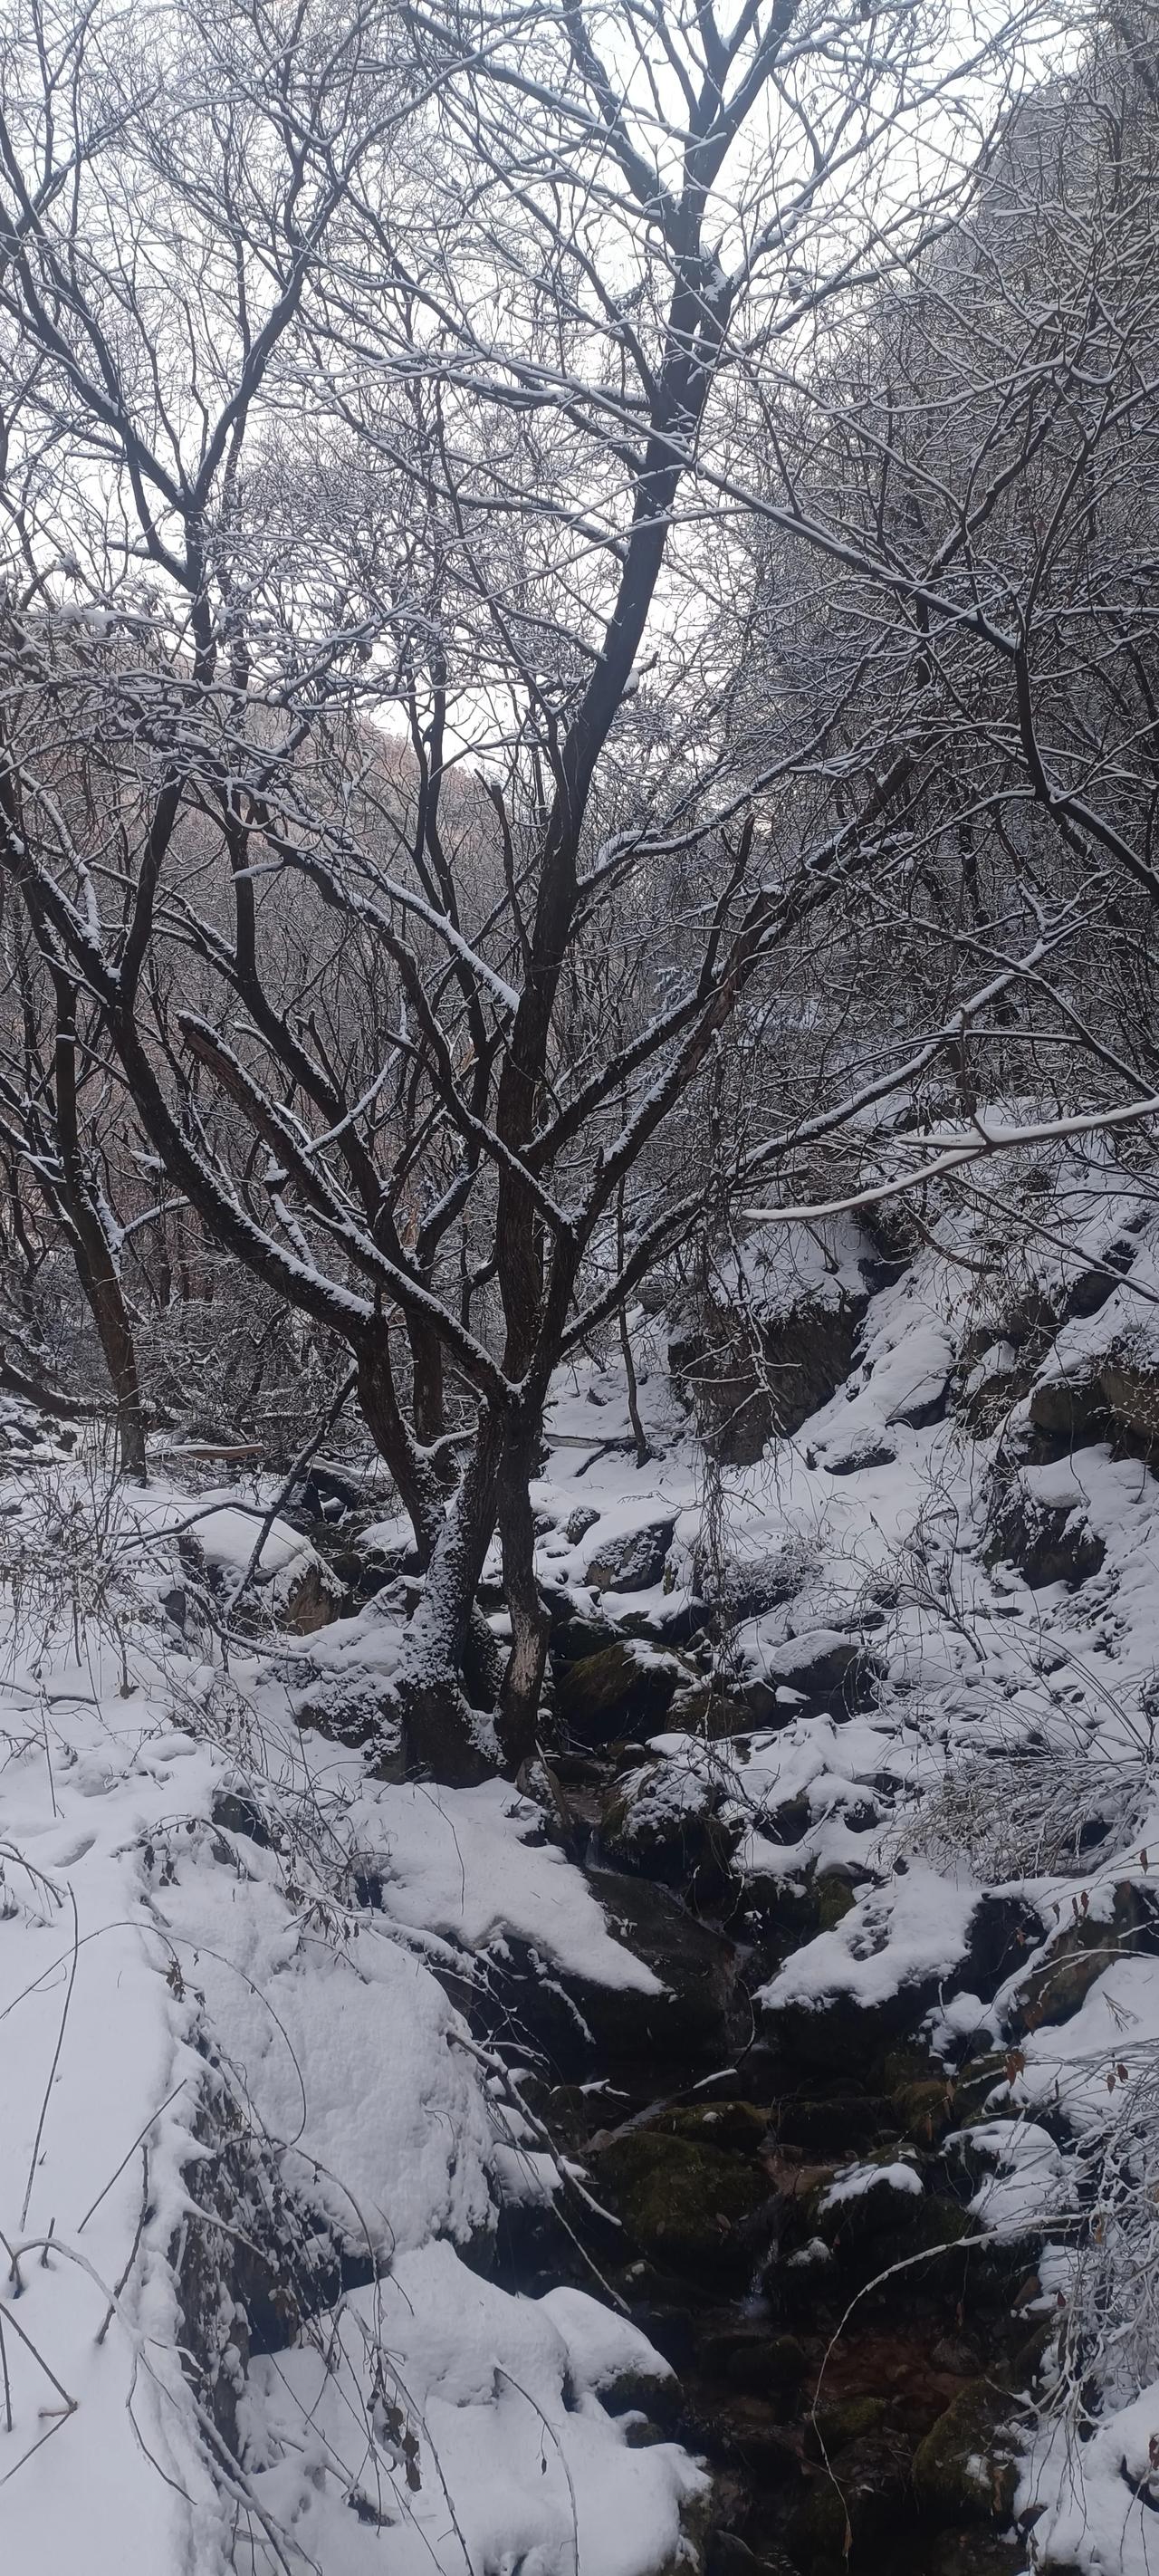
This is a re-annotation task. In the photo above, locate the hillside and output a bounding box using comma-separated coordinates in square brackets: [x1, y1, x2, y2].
[5, 1148, 1159, 2572]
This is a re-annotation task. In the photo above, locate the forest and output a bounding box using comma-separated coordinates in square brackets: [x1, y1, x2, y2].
[2, 0, 1159, 2569]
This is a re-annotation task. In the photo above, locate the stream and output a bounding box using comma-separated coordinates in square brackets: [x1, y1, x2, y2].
[473, 1745, 1042, 2576]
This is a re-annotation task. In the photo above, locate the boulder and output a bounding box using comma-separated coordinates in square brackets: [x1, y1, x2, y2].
[595, 2127, 771, 2274]
[784, 2428, 914, 2570]
[985, 1483, 1106, 1590]
[584, 1516, 676, 1592]
[600, 1754, 744, 1893]
[474, 1867, 741, 2076]
[697, 2324, 807, 2398]
[924, 2537, 1025, 2576]
[669, 1280, 868, 1467]
[1025, 1343, 1159, 1465]
[744, 1629, 886, 1725]
[1008, 1879, 1159, 2036]
[283, 1556, 342, 1633]
[556, 1639, 681, 1743]
[912, 2379, 1020, 2525]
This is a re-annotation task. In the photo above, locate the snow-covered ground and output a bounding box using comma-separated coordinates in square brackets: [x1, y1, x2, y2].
[0, 1476, 704, 2574]
[7, 1149, 1159, 2571]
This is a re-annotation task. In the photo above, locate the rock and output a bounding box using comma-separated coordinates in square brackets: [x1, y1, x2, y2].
[698, 2324, 806, 2397]
[701, 1544, 819, 1623]
[211, 1788, 272, 1848]
[1009, 1879, 1159, 2035]
[985, 1481, 1106, 1590]
[585, 1517, 676, 1592]
[892, 2076, 957, 2146]
[888, 1378, 952, 1430]
[664, 1681, 754, 1739]
[475, 1867, 741, 2075]
[619, 1598, 709, 1649]
[1026, 1374, 1106, 1454]
[658, 2100, 771, 2153]
[925, 2536, 1024, 2576]
[773, 2095, 892, 2156]
[804, 2394, 888, 2456]
[556, 1639, 681, 1743]
[669, 1277, 868, 1466]
[776, 2166, 972, 2310]
[826, 1439, 897, 1475]
[594, 2127, 771, 2273]
[961, 1894, 1044, 2000]
[958, 1345, 1037, 1437]
[816, 1872, 857, 1930]
[745, 1630, 886, 1724]
[563, 1504, 600, 1544]
[762, 1975, 943, 2075]
[706, 2537, 799, 2575]
[784, 2429, 914, 2569]
[159, 1581, 187, 1631]
[283, 1556, 342, 1633]
[549, 1603, 621, 1664]
[600, 1755, 744, 1894]
[912, 2379, 1020, 2525]
[814, 2158, 927, 2244]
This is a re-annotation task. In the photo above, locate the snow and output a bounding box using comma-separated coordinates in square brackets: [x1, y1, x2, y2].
[819, 2159, 924, 2209]
[759, 1865, 981, 2019]
[12, 1149, 1159, 2566]
[238, 2243, 706, 2576]
[0, 1470, 684, 2573]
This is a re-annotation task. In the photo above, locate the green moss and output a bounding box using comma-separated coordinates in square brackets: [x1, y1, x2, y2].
[659, 2100, 771, 2152]
[816, 1871, 857, 1929]
[893, 2077, 956, 2144]
[807, 2395, 889, 2456]
[912, 2379, 1019, 2524]
[597, 2129, 767, 2270]
[555, 1641, 678, 1742]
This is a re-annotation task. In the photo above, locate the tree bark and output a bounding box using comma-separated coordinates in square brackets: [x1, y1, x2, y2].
[394, 1402, 506, 1782]
[495, 1413, 552, 1770]
[53, 983, 148, 1484]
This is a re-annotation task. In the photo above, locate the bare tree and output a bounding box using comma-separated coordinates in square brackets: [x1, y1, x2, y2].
[0, 0, 1043, 1774]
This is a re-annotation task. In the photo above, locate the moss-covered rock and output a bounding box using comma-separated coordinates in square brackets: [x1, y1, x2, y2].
[912, 2379, 1020, 2524]
[893, 2076, 958, 2145]
[555, 1639, 680, 1743]
[816, 1871, 857, 1930]
[1010, 1879, 1159, 2036]
[596, 2128, 769, 2273]
[784, 2429, 913, 2571]
[804, 2394, 889, 2456]
[658, 2100, 771, 2153]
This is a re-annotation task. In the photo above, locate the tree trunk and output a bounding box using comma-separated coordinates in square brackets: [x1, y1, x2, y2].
[495, 1415, 551, 1770]
[356, 1331, 443, 1565]
[53, 983, 148, 1484]
[395, 1403, 505, 1782]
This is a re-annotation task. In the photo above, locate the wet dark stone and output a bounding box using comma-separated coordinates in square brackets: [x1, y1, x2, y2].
[472, 1867, 741, 2077]
[556, 1639, 681, 1743]
[594, 2128, 771, 2277]
[211, 1788, 272, 1848]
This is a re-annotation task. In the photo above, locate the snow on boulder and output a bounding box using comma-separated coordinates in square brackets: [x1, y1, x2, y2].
[583, 1513, 676, 1593]
[238, 2240, 708, 2576]
[667, 1215, 876, 1463]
